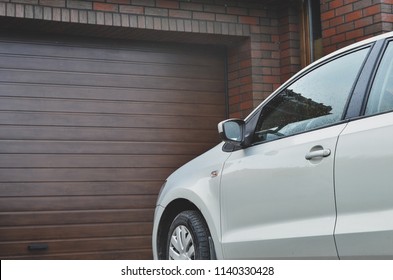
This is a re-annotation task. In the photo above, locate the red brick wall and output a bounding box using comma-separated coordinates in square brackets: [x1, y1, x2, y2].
[321, 0, 393, 54]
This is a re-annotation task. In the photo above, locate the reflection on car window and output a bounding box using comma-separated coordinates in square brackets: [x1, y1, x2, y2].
[254, 47, 370, 143]
[365, 42, 393, 116]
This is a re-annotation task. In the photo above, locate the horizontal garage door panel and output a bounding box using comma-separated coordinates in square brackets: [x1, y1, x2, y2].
[0, 69, 223, 91]
[0, 39, 221, 66]
[0, 141, 213, 155]
[0, 35, 226, 259]
[0, 209, 154, 227]
[0, 195, 157, 212]
[0, 154, 194, 168]
[0, 181, 162, 196]
[0, 112, 222, 129]
[3, 250, 153, 260]
[0, 222, 153, 242]
[0, 97, 225, 116]
[0, 84, 224, 105]
[0, 127, 218, 142]
[0, 54, 223, 80]
[0, 236, 152, 257]
[0, 168, 174, 182]
[0, 235, 151, 255]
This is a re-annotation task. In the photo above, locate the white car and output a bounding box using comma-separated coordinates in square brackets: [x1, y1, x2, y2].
[152, 31, 393, 260]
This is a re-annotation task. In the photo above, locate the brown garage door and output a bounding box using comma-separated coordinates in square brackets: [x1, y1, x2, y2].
[0, 35, 226, 259]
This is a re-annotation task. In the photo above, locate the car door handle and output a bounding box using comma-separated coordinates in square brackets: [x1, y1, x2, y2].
[305, 148, 331, 160]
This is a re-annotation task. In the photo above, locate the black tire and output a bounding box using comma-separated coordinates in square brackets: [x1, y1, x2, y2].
[166, 210, 211, 260]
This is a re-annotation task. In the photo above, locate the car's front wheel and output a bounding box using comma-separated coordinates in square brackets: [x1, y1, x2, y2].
[166, 210, 211, 260]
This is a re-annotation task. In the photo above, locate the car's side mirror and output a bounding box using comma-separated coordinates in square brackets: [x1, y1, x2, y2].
[218, 119, 245, 146]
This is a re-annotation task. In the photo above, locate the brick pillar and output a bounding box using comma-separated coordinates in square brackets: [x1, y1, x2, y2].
[278, 3, 301, 84]
[227, 39, 253, 119]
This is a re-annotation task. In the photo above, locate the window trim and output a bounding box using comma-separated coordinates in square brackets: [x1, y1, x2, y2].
[360, 39, 393, 118]
[246, 44, 374, 147]
[344, 39, 385, 119]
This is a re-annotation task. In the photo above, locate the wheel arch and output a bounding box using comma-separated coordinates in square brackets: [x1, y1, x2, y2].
[156, 198, 217, 260]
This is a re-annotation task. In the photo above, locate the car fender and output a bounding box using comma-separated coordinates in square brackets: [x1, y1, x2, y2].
[154, 143, 231, 259]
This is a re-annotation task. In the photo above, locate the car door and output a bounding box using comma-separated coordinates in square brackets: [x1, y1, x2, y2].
[220, 46, 371, 259]
[335, 40, 393, 259]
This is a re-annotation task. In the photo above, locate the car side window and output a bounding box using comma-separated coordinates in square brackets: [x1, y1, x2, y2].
[365, 42, 393, 116]
[254, 47, 370, 143]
